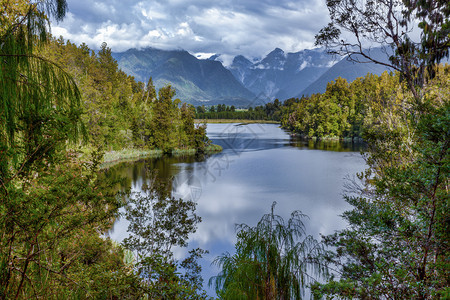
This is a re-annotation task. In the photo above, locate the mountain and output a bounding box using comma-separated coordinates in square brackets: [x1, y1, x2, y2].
[225, 48, 340, 101]
[112, 48, 255, 106]
[113, 46, 396, 107]
[299, 48, 393, 96]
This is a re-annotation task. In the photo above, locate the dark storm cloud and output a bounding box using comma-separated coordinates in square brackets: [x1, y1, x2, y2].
[53, 0, 330, 61]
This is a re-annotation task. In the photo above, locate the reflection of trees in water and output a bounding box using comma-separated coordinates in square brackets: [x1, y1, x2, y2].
[288, 136, 365, 152]
[102, 155, 206, 199]
[104, 156, 212, 297]
[121, 169, 209, 298]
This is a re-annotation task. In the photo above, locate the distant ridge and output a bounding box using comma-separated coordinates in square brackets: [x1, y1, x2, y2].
[112, 47, 255, 106]
[112, 46, 398, 106]
[223, 48, 340, 101]
[299, 48, 393, 96]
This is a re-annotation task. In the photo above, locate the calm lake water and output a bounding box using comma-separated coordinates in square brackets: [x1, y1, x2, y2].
[108, 123, 366, 295]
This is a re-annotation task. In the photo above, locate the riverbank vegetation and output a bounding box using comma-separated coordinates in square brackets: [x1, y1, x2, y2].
[43, 39, 217, 156]
[210, 0, 449, 298]
[281, 68, 449, 140]
[0, 1, 212, 298]
[195, 119, 280, 124]
[1, 0, 448, 298]
[310, 68, 450, 299]
[307, 0, 450, 298]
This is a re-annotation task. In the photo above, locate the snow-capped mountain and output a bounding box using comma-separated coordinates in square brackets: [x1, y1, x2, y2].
[224, 48, 341, 100]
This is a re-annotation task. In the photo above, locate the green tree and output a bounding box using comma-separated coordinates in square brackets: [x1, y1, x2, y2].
[122, 172, 209, 299]
[180, 103, 195, 147]
[312, 80, 449, 298]
[150, 86, 179, 153]
[0, 1, 138, 298]
[210, 202, 327, 300]
[311, 41, 449, 300]
[0, 0, 83, 180]
[315, 0, 449, 101]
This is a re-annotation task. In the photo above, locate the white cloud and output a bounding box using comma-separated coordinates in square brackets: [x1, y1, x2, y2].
[54, 0, 331, 56]
[194, 52, 215, 59]
[299, 60, 308, 71]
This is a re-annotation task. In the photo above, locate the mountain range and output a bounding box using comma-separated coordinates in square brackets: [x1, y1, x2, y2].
[225, 48, 339, 101]
[112, 48, 254, 106]
[113, 47, 393, 106]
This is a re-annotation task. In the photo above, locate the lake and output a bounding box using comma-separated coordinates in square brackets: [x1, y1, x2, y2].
[108, 123, 366, 295]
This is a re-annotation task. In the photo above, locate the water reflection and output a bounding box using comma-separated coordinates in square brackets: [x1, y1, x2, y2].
[288, 136, 365, 152]
[107, 123, 367, 295]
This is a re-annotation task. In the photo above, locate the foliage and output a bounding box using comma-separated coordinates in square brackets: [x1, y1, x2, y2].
[43, 39, 212, 154]
[311, 50, 450, 299]
[315, 0, 449, 100]
[281, 70, 413, 139]
[122, 172, 210, 299]
[0, 149, 138, 298]
[309, 1, 450, 297]
[210, 202, 327, 300]
[0, 0, 138, 294]
[0, 0, 83, 181]
[0, 0, 211, 298]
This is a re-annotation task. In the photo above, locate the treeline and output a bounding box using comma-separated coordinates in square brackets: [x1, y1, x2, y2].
[197, 70, 446, 143]
[195, 99, 284, 121]
[281, 71, 410, 139]
[44, 38, 211, 154]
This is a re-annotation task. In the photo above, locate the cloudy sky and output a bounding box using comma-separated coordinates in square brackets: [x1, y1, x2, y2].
[52, 0, 331, 61]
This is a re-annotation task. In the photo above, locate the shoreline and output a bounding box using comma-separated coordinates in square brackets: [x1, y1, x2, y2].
[288, 132, 365, 142]
[195, 119, 280, 124]
[101, 149, 163, 168]
[99, 145, 223, 168]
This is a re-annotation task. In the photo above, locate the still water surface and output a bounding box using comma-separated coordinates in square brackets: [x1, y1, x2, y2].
[108, 123, 366, 294]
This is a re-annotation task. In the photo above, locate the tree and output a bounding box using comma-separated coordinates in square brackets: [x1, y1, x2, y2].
[0, 1, 138, 298]
[0, 0, 83, 180]
[0, 151, 131, 298]
[315, 0, 449, 100]
[210, 202, 327, 300]
[312, 78, 449, 298]
[122, 172, 209, 299]
[310, 51, 449, 300]
[180, 103, 195, 147]
[149, 86, 180, 153]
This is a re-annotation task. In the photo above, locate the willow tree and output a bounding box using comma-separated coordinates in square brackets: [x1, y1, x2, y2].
[210, 202, 327, 300]
[0, 0, 83, 181]
[0, 1, 109, 298]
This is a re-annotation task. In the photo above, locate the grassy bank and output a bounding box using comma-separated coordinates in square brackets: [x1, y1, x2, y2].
[289, 133, 364, 142]
[98, 144, 223, 168]
[195, 119, 280, 124]
[103, 149, 163, 164]
[205, 144, 223, 153]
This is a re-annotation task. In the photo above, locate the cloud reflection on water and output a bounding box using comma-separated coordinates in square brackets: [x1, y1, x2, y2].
[109, 123, 366, 296]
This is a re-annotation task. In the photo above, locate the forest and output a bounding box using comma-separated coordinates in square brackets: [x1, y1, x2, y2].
[1, 0, 449, 299]
[0, 0, 214, 298]
[43, 39, 216, 156]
